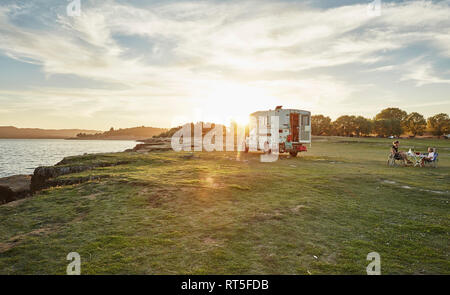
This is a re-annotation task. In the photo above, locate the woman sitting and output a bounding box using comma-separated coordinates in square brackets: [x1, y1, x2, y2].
[421, 147, 435, 166]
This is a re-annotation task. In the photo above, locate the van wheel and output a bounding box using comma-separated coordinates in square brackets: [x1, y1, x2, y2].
[289, 151, 298, 157]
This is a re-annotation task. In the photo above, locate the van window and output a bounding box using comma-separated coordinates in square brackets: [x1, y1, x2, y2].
[302, 115, 310, 126]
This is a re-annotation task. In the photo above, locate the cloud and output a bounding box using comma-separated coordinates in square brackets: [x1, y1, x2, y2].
[401, 63, 450, 86]
[2, 1, 449, 81]
[366, 65, 397, 72]
[400, 56, 450, 86]
[0, 0, 449, 128]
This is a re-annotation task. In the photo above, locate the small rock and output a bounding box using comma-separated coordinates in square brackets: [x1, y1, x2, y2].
[0, 175, 31, 204]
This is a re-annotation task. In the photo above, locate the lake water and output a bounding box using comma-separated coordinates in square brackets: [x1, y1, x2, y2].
[0, 139, 137, 178]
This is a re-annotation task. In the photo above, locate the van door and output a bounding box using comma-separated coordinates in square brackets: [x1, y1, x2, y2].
[290, 113, 299, 142]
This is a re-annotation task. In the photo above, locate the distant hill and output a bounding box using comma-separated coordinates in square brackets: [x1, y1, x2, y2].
[0, 126, 100, 139]
[74, 126, 168, 140]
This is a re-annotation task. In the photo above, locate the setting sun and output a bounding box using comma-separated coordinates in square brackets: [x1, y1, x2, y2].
[187, 81, 279, 126]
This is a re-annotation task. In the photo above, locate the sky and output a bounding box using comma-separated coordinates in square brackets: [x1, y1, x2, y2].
[0, 0, 449, 130]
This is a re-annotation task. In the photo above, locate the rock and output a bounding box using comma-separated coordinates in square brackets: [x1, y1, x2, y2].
[0, 186, 15, 204]
[140, 137, 171, 144]
[131, 143, 171, 152]
[130, 137, 172, 152]
[0, 175, 31, 204]
[31, 160, 130, 192]
[31, 165, 91, 192]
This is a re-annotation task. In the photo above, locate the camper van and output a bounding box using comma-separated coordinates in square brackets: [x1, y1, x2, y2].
[245, 106, 311, 157]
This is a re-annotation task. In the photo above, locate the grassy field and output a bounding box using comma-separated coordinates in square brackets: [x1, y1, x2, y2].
[0, 136, 448, 274]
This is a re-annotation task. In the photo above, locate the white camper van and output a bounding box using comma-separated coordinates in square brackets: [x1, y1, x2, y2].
[245, 106, 311, 157]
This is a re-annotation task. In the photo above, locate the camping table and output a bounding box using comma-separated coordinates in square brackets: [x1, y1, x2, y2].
[408, 152, 426, 167]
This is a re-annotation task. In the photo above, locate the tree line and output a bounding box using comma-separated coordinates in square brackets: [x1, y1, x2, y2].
[312, 108, 450, 138]
[76, 126, 167, 138]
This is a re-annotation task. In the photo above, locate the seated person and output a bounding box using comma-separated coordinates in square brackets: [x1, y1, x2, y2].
[421, 147, 435, 166]
[391, 140, 410, 164]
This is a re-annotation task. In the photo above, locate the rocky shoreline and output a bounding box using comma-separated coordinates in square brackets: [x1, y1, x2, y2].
[0, 137, 172, 205]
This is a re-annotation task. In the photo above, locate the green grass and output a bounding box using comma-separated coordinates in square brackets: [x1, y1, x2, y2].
[0, 136, 449, 274]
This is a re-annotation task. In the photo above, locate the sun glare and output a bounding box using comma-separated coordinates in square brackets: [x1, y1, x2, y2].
[189, 81, 278, 127]
[232, 115, 250, 127]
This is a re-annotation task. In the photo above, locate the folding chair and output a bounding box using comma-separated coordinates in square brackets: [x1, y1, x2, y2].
[387, 153, 404, 167]
[423, 149, 439, 168]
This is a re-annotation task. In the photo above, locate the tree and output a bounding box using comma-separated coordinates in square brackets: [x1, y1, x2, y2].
[375, 108, 408, 122]
[374, 108, 407, 137]
[374, 119, 402, 137]
[311, 115, 332, 135]
[404, 112, 426, 137]
[353, 116, 373, 137]
[427, 113, 450, 136]
[333, 115, 356, 136]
